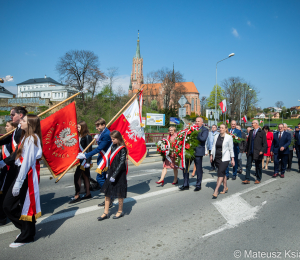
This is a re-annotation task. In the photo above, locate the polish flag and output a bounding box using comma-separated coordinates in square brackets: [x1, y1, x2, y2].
[260, 120, 263, 124]
[219, 99, 227, 113]
[242, 115, 248, 123]
[226, 119, 229, 124]
[109, 95, 147, 166]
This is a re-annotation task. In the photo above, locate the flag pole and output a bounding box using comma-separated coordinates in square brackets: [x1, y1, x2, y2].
[55, 88, 144, 183]
[0, 91, 83, 141]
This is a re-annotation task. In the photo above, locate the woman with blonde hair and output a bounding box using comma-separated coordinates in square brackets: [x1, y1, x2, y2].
[210, 124, 235, 199]
[156, 126, 178, 186]
[3, 115, 42, 247]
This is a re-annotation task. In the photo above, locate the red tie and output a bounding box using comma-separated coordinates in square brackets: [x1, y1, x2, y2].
[279, 132, 282, 140]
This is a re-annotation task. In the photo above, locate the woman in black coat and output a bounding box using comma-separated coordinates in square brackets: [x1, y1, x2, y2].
[69, 121, 93, 204]
[98, 130, 127, 221]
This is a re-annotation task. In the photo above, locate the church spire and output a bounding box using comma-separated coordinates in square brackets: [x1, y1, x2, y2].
[135, 30, 141, 58]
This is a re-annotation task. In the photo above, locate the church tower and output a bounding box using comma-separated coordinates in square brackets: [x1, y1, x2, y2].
[129, 32, 143, 94]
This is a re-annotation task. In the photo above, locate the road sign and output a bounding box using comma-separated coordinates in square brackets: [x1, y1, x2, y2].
[178, 107, 186, 118]
[146, 113, 165, 126]
[178, 95, 187, 107]
[170, 117, 180, 125]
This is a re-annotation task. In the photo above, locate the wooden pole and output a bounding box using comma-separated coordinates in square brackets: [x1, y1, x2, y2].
[0, 91, 82, 141]
[55, 88, 144, 183]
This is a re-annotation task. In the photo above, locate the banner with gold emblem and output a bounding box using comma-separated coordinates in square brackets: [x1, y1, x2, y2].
[40, 102, 80, 177]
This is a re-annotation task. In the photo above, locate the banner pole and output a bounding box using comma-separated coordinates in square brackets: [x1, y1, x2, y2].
[55, 88, 144, 183]
[0, 91, 82, 141]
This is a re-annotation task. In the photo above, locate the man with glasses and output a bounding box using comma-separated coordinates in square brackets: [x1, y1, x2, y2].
[271, 123, 291, 178]
[242, 120, 267, 184]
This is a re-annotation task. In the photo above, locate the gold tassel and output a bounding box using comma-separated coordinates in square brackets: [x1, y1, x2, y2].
[19, 212, 42, 222]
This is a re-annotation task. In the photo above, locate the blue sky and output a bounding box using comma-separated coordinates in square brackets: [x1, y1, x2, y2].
[1, 0, 299, 108]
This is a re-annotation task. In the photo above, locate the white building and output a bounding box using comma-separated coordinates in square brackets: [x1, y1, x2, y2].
[17, 76, 78, 101]
[254, 113, 266, 119]
[0, 86, 15, 98]
[206, 108, 220, 119]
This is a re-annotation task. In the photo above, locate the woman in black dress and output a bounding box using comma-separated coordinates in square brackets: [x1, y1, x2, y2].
[98, 130, 127, 221]
[69, 121, 93, 204]
[210, 124, 235, 199]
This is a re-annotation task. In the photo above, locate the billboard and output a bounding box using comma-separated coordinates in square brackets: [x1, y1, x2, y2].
[170, 117, 180, 125]
[146, 113, 165, 126]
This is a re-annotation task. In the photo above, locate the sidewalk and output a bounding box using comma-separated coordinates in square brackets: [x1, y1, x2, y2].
[40, 152, 162, 176]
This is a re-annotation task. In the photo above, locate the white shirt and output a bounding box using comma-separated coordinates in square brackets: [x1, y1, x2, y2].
[15, 135, 42, 183]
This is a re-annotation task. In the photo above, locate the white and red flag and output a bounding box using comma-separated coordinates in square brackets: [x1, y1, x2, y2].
[260, 120, 263, 124]
[109, 96, 147, 166]
[219, 99, 227, 113]
[242, 115, 248, 123]
[226, 119, 229, 124]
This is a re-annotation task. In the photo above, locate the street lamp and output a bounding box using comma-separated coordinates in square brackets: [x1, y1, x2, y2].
[215, 53, 235, 124]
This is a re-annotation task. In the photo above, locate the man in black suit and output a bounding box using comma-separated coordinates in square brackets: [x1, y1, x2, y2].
[242, 120, 267, 184]
[271, 123, 291, 178]
[0, 106, 27, 226]
[294, 123, 300, 173]
[179, 117, 208, 191]
[283, 123, 294, 172]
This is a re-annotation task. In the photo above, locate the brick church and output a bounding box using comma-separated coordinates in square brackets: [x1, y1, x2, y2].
[128, 33, 201, 116]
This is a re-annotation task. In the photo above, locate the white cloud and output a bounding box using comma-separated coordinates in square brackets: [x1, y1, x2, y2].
[232, 28, 239, 38]
[247, 21, 251, 26]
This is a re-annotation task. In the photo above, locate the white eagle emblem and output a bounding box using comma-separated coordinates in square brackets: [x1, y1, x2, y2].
[126, 119, 144, 142]
[55, 127, 77, 149]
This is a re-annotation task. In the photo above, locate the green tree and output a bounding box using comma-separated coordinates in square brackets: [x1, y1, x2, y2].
[150, 99, 158, 111]
[206, 85, 225, 109]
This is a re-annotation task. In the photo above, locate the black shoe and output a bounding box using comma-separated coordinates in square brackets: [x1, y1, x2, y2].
[298, 169, 300, 173]
[97, 213, 109, 221]
[209, 167, 215, 172]
[232, 176, 236, 180]
[194, 187, 201, 191]
[179, 185, 189, 191]
[0, 219, 6, 226]
[226, 176, 229, 180]
[237, 169, 242, 174]
[286, 169, 291, 172]
[81, 194, 92, 200]
[69, 196, 81, 204]
[113, 212, 124, 219]
[98, 200, 114, 208]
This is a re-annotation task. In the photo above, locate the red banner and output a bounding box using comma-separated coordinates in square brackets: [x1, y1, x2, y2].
[40, 102, 79, 177]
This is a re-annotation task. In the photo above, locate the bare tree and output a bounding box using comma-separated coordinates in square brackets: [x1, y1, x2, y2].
[106, 67, 119, 119]
[275, 101, 284, 108]
[56, 50, 103, 103]
[87, 68, 106, 100]
[144, 71, 160, 106]
[201, 96, 207, 116]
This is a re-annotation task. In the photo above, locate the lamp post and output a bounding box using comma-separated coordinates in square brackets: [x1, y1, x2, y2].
[215, 53, 235, 125]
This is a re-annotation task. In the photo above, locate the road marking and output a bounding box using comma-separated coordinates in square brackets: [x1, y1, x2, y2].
[0, 178, 214, 235]
[202, 178, 276, 238]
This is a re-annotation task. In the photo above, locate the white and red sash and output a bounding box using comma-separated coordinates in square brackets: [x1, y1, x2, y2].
[79, 141, 93, 170]
[95, 145, 128, 175]
[18, 145, 41, 222]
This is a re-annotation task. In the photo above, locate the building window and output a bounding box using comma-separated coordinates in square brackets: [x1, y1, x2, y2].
[43, 93, 45, 97]
[48, 93, 50, 97]
[135, 64, 136, 73]
[191, 98, 194, 112]
[138, 64, 140, 73]
[195, 98, 197, 112]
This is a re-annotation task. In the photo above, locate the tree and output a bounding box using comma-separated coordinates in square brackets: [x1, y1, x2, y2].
[150, 99, 158, 111]
[87, 68, 106, 100]
[56, 50, 104, 103]
[206, 85, 225, 109]
[275, 101, 284, 108]
[106, 67, 119, 119]
[222, 77, 259, 121]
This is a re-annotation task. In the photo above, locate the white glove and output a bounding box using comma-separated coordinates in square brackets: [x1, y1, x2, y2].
[12, 181, 23, 197]
[106, 174, 108, 178]
[84, 163, 90, 168]
[110, 177, 115, 182]
[94, 134, 99, 140]
[0, 160, 6, 169]
[77, 153, 86, 160]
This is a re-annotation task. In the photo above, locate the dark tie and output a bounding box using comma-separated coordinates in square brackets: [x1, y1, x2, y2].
[279, 132, 282, 140]
[253, 130, 256, 138]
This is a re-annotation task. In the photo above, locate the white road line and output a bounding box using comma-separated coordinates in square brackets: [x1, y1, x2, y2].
[0, 178, 215, 235]
[202, 179, 276, 238]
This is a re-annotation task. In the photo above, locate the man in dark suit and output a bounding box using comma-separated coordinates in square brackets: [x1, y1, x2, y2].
[0, 106, 28, 226]
[294, 123, 300, 173]
[271, 123, 291, 178]
[179, 117, 208, 191]
[283, 123, 294, 172]
[226, 120, 242, 180]
[242, 120, 267, 184]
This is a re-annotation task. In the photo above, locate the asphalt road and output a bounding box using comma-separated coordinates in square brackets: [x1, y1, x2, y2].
[1, 154, 300, 260]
